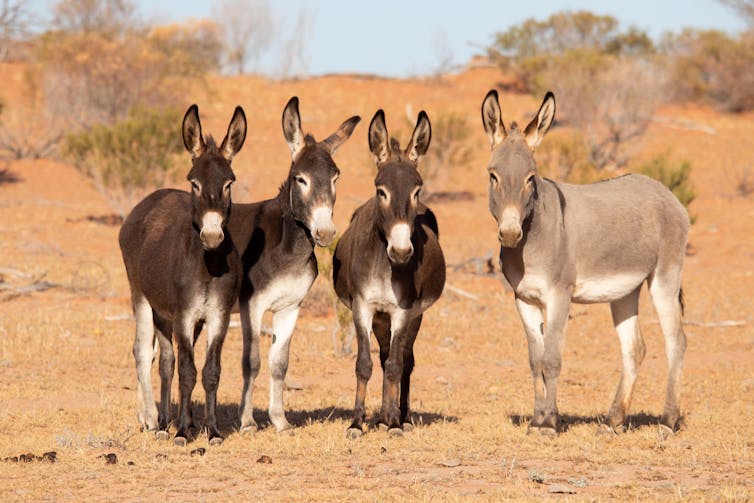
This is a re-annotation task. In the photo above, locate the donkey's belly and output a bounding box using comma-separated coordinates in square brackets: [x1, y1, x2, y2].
[572, 273, 646, 304]
[259, 270, 316, 312]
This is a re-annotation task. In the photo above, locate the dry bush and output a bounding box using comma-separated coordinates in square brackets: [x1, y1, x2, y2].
[537, 131, 600, 184]
[61, 106, 183, 218]
[212, 0, 275, 75]
[662, 28, 754, 113]
[0, 0, 35, 60]
[634, 153, 697, 223]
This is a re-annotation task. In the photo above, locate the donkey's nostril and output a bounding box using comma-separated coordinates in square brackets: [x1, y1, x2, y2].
[200, 229, 224, 250]
[387, 244, 413, 264]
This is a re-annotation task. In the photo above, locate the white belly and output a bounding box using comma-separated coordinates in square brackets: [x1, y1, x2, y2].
[572, 273, 646, 303]
[259, 270, 316, 313]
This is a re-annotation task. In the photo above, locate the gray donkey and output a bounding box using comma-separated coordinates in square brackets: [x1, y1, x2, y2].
[333, 110, 446, 438]
[119, 105, 247, 445]
[480, 90, 689, 437]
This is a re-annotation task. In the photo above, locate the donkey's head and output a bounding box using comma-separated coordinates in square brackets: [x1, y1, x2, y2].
[182, 104, 247, 250]
[281, 97, 360, 247]
[481, 90, 555, 248]
[368, 109, 431, 265]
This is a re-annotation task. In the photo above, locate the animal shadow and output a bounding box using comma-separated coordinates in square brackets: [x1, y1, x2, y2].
[509, 412, 671, 434]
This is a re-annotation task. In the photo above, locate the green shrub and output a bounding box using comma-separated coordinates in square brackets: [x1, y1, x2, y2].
[636, 154, 697, 224]
[62, 106, 183, 217]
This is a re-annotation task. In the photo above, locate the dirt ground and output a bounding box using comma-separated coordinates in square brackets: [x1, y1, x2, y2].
[0, 65, 753, 501]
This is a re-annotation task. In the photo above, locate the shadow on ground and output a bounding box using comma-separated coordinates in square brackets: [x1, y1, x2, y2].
[509, 411, 671, 433]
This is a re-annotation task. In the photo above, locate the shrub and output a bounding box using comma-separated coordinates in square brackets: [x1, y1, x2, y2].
[636, 154, 697, 223]
[420, 111, 474, 197]
[62, 106, 184, 217]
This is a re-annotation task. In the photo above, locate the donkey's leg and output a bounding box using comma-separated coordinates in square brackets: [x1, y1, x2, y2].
[132, 293, 159, 432]
[372, 313, 391, 371]
[239, 297, 264, 433]
[153, 314, 174, 436]
[648, 271, 687, 435]
[347, 301, 374, 438]
[515, 297, 546, 433]
[540, 293, 571, 435]
[380, 310, 410, 435]
[174, 317, 198, 446]
[399, 314, 421, 430]
[605, 287, 645, 433]
[268, 305, 300, 432]
[203, 309, 230, 445]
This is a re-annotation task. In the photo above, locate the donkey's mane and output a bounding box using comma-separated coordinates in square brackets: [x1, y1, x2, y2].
[203, 135, 221, 154]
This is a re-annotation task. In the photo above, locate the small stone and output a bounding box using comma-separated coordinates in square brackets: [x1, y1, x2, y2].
[437, 459, 461, 467]
[256, 455, 272, 464]
[100, 453, 117, 465]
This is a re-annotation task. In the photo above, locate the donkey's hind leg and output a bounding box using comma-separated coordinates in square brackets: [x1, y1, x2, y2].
[648, 269, 687, 435]
[153, 313, 174, 438]
[268, 305, 300, 432]
[605, 287, 646, 433]
[132, 292, 159, 431]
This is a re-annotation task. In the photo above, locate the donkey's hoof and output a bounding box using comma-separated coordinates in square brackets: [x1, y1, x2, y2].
[596, 424, 617, 436]
[273, 421, 293, 433]
[539, 427, 558, 437]
[388, 427, 404, 438]
[377, 423, 389, 432]
[346, 427, 363, 440]
[658, 424, 675, 440]
[239, 422, 258, 435]
[402, 422, 414, 433]
[208, 436, 224, 447]
[155, 430, 170, 441]
[173, 436, 188, 447]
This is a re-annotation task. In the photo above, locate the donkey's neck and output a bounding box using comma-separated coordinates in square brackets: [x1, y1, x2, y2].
[274, 186, 316, 258]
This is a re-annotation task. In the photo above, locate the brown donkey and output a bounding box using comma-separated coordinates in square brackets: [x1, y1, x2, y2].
[480, 90, 689, 437]
[228, 97, 360, 433]
[119, 105, 247, 445]
[333, 110, 446, 438]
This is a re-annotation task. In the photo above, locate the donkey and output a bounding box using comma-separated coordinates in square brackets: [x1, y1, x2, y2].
[333, 110, 446, 438]
[480, 89, 689, 437]
[228, 97, 360, 433]
[119, 104, 247, 446]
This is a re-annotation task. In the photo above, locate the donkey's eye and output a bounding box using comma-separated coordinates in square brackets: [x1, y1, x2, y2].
[377, 188, 387, 199]
[224, 181, 233, 192]
[191, 181, 201, 193]
[295, 176, 308, 186]
[525, 174, 535, 187]
[412, 188, 421, 201]
[332, 174, 340, 184]
[489, 173, 499, 186]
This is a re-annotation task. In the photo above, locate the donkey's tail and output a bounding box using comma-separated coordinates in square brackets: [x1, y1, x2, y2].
[678, 287, 685, 317]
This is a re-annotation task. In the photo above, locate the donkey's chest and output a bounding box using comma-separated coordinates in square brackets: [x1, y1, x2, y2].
[359, 274, 414, 313]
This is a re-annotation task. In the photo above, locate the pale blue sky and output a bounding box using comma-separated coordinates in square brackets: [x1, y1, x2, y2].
[30, 0, 746, 76]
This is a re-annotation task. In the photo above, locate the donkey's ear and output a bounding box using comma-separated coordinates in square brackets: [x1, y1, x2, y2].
[282, 96, 304, 160]
[368, 109, 390, 165]
[219, 106, 247, 161]
[406, 111, 431, 163]
[182, 104, 205, 159]
[524, 91, 556, 150]
[321, 115, 361, 155]
[481, 89, 506, 149]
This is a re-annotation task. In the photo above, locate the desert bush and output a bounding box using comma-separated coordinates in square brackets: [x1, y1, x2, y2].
[0, 0, 35, 61]
[419, 111, 474, 198]
[537, 131, 600, 184]
[62, 106, 183, 218]
[635, 154, 696, 223]
[661, 28, 754, 113]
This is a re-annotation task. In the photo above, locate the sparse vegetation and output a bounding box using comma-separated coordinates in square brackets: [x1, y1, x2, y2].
[418, 110, 474, 198]
[62, 106, 183, 218]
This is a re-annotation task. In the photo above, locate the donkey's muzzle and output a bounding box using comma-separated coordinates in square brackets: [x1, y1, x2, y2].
[498, 227, 522, 248]
[498, 206, 523, 248]
[310, 206, 336, 247]
[387, 222, 413, 264]
[200, 211, 225, 250]
[387, 244, 414, 264]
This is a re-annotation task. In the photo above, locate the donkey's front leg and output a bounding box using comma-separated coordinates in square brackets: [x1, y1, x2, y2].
[203, 309, 230, 445]
[380, 310, 410, 436]
[539, 293, 571, 435]
[347, 301, 374, 439]
[174, 317, 198, 446]
[153, 314, 174, 438]
[268, 305, 300, 432]
[515, 297, 547, 433]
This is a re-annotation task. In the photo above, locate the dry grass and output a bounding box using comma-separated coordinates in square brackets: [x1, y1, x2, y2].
[0, 64, 753, 501]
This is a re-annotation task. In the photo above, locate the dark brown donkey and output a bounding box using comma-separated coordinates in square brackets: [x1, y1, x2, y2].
[480, 90, 689, 437]
[228, 97, 360, 433]
[333, 110, 446, 438]
[119, 105, 247, 446]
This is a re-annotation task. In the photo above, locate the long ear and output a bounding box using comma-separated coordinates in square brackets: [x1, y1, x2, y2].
[481, 89, 506, 149]
[182, 104, 205, 159]
[281, 96, 304, 160]
[368, 109, 390, 165]
[219, 106, 247, 161]
[523, 91, 556, 150]
[321, 115, 361, 155]
[405, 111, 431, 162]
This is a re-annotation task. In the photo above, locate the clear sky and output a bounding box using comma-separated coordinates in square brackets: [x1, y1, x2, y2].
[30, 0, 747, 77]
